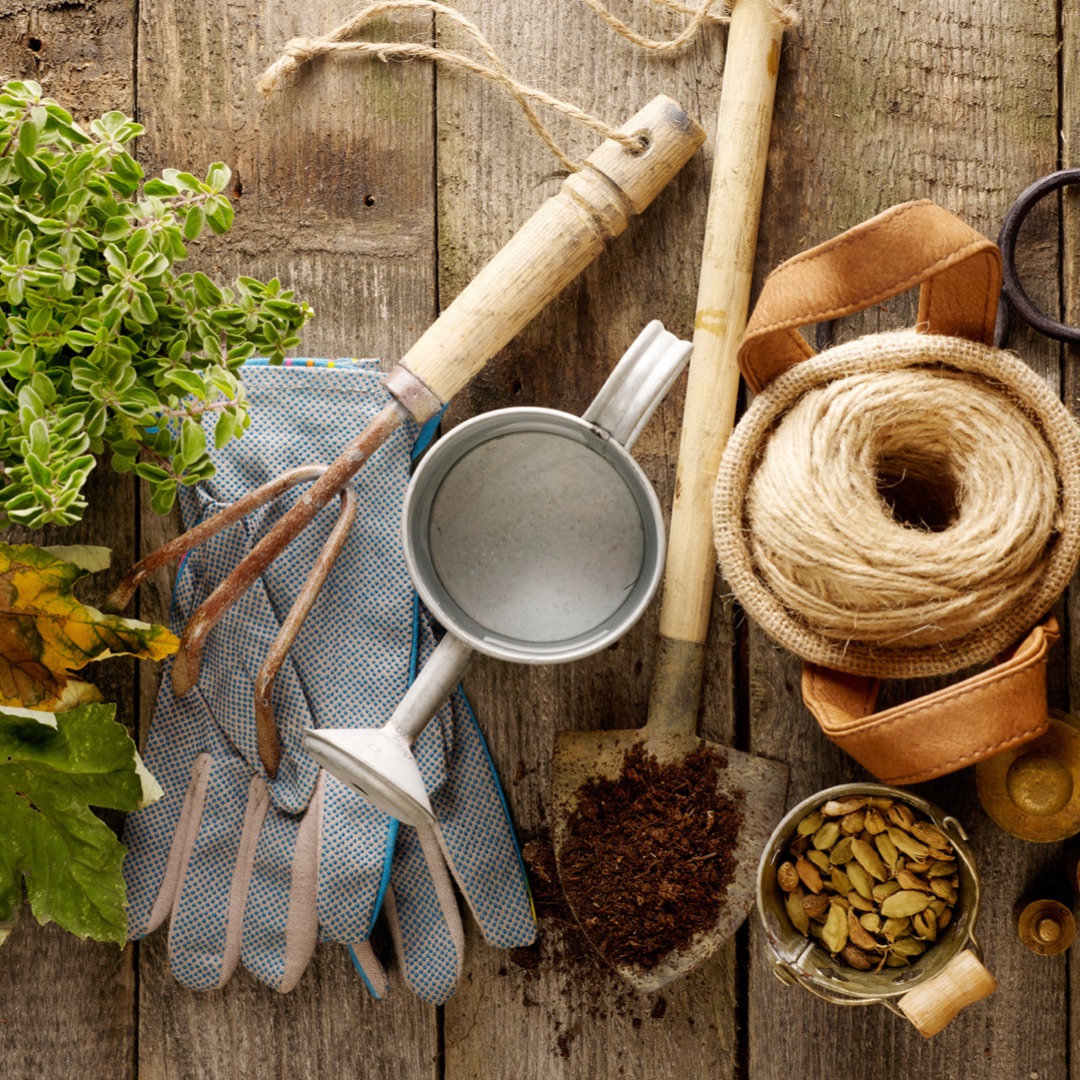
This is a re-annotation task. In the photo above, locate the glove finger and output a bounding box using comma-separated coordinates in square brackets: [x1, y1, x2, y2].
[429, 685, 536, 949]
[195, 518, 320, 815]
[385, 822, 464, 1005]
[123, 655, 212, 936]
[240, 774, 322, 992]
[317, 774, 396, 944]
[347, 941, 389, 1000]
[165, 750, 260, 990]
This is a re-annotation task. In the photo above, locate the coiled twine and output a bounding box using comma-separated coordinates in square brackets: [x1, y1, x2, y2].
[713, 330, 1080, 678]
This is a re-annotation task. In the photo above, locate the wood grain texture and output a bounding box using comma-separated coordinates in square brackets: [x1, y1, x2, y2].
[0, 6, 138, 1078]
[4, 0, 1080, 1076]
[747, 3, 1068, 1078]
[133, 2, 438, 1076]
[433, 2, 740, 1077]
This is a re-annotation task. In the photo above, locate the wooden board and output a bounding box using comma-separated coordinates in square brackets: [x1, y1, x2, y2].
[1, 1, 1079, 1077]
[130, 2, 439, 1077]
[433, 3, 739, 1077]
[0, 5, 138, 1079]
[747, 3, 1069, 1078]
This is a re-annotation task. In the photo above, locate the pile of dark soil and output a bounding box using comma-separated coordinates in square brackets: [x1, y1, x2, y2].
[556, 742, 743, 969]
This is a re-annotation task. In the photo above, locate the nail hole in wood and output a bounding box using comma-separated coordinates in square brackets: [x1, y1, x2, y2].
[27, 37, 42, 52]
[364, 194, 376, 207]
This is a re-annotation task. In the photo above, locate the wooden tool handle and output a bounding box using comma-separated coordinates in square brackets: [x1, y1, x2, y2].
[400, 95, 705, 405]
[646, 0, 784, 736]
[897, 950, 998, 1037]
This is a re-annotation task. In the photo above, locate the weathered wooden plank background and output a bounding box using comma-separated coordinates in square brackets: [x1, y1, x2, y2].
[0, 0, 1075, 1077]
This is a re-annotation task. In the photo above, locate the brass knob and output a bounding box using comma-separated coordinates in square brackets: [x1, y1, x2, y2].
[1004, 753, 1073, 817]
[1014, 898, 1076, 956]
[976, 711, 1080, 842]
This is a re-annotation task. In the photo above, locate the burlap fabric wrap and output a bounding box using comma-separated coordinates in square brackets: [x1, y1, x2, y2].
[714, 328, 1080, 678]
[711, 200, 1080, 785]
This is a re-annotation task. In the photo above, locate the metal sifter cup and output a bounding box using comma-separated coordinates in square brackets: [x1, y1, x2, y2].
[305, 321, 691, 826]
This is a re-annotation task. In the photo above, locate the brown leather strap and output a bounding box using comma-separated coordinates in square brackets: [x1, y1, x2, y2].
[739, 200, 1003, 391]
[802, 617, 1059, 786]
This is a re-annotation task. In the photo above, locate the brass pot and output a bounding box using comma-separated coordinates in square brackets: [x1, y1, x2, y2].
[756, 783, 996, 1037]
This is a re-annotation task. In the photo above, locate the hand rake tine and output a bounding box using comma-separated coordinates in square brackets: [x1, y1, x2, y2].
[104, 464, 337, 614]
[254, 483, 359, 777]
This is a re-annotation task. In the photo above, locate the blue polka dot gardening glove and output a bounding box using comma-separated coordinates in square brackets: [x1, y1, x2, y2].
[122, 361, 536, 1002]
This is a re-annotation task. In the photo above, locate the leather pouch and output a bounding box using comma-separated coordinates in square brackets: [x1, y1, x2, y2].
[714, 201, 1080, 784]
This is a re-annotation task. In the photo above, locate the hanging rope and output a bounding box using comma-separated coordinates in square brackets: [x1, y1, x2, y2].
[257, 0, 798, 171]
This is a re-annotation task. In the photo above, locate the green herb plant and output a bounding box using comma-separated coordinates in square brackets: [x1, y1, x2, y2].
[0, 80, 312, 527]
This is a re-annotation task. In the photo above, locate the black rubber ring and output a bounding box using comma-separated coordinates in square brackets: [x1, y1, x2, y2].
[998, 168, 1080, 347]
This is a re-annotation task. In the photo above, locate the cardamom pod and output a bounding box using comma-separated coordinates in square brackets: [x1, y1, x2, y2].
[859, 912, 882, 934]
[845, 860, 874, 900]
[930, 879, 956, 903]
[797, 810, 824, 836]
[840, 810, 866, 835]
[830, 867, 853, 895]
[821, 903, 848, 954]
[795, 856, 823, 894]
[880, 890, 933, 918]
[829, 837, 854, 866]
[777, 861, 799, 892]
[895, 869, 932, 893]
[890, 936, 927, 958]
[821, 796, 869, 817]
[851, 839, 888, 882]
[927, 860, 957, 879]
[841, 943, 873, 970]
[846, 890, 875, 913]
[812, 821, 841, 850]
[848, 908, 880, 951]
[882, 916, 911, 940]
[887, 826, 929, 860]
[872, 880, 901, 902]
[807, 849, 831, 872]
[910, 822, 951, 850]
[864, 807, 887, 835]
[912, 909, 937, 941]
[874, 832, 900, 870]
[785, 886, 809, 933]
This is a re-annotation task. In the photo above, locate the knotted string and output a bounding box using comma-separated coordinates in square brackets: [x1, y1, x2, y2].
[257, 0, 798, 171]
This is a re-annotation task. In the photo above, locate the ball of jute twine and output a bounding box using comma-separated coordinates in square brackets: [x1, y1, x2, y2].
[713, 330, 1080, 678]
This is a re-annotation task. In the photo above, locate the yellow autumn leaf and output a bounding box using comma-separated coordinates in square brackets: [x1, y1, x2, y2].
[0, 543, 179, 711]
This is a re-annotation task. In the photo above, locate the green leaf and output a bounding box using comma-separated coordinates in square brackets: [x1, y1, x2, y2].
[0, 704, 143, 945]
[183, 205, 206, 240]
[178, 418, 206, 465]
[213, 409, 238, 449]
[162, 369, 206, 398]
[149, 480, 176, 515]
[17, 120, 38, 156]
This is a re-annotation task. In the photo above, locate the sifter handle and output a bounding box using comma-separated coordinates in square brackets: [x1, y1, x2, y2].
[390, 95, 705, 415]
